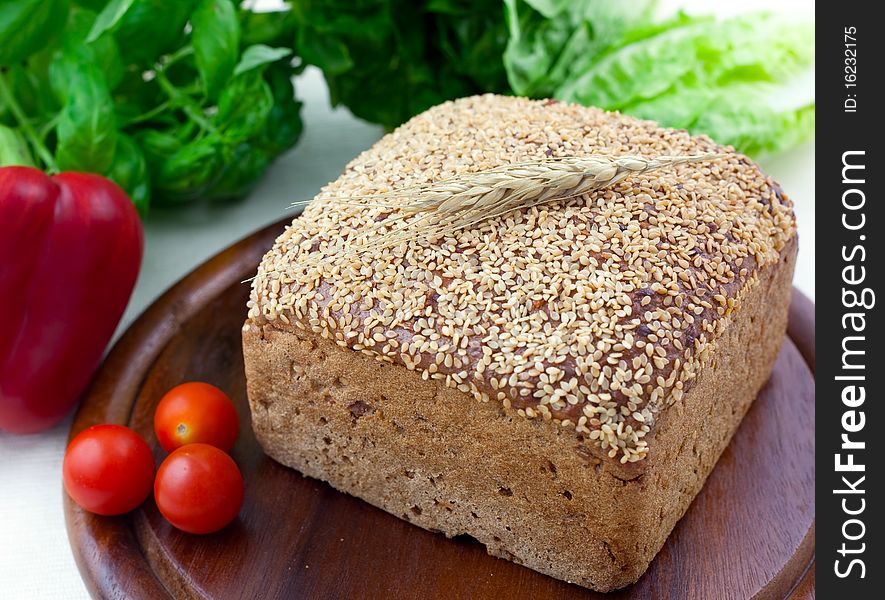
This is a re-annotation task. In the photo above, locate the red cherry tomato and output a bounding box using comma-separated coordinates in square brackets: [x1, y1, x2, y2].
[63, 424, 155, 516]
[154, 443, 244, 534]
[153, 382, 239, 452]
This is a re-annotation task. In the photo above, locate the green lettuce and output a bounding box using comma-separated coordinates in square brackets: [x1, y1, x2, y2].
[627, 81, 815, 158]
[503, 0, 658, 97]
[555, 15, 814, 108]
[504, 4, 815, 157]
[289, 1, 814, 157]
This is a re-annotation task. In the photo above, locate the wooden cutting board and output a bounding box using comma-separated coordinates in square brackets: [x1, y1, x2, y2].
[65, 217, 815, 600]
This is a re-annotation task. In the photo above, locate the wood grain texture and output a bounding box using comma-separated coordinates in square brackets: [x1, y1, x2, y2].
[65, 218, 815, 600]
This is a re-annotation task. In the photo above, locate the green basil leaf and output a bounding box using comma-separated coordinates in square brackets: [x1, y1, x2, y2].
[0, 0, 70, 65]
[3, 63, 60, 121]
[0, 124, 35, 167]
[51, 58, 117, 172]
[214, 70, 274, 143]
[55, 7, 125, 90]
[192, 0, 240, 99]
[240, 8, 297, 48]
[432, 0, 509, 93]
[297, 27, 353, 76]
[86, 0, 134, 42]
[207, 63, 303, 201]
[233, 44, 292, 77]
[153, 135, 223, 204]
[105, 133, 150, 214]
[136, 128, 182, 171]
[259, 63, 303, 155]
[113, 65, 167, 125]
[291, 0, 504, 129]
[112, 0, 197, 66]
[203, 142, 271, 201]
[75, 1, 110, 10]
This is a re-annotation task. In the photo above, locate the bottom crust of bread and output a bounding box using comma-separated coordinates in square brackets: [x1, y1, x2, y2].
[243, 240, 796, 591]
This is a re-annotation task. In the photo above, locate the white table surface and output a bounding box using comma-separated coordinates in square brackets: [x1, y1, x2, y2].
[0, 3, 814, 597]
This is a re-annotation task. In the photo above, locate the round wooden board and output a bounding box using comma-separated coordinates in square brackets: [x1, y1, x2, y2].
[65, 218, 816, 600]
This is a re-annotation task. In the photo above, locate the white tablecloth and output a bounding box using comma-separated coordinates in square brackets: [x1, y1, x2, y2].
[0, 3, 814, 595]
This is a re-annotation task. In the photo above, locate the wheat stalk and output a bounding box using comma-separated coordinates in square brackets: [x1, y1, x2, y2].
[294, 153, 726, 254]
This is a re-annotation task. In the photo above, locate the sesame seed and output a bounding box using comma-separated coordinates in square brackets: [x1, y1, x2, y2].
[247, 94, 795, 463]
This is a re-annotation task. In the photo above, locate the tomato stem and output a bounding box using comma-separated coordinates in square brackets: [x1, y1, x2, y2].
[0, 72, 60, 173]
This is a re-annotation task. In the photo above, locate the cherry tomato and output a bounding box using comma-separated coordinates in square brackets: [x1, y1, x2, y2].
[153, 382, 239, 452]
[154, 443, 244, 534]
[63, 424, 155, 516]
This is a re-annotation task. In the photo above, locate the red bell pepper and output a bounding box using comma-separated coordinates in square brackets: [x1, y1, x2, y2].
[0, 166, 143, 433]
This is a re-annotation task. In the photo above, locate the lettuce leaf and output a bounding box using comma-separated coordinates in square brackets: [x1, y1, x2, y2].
[504, 4, 815, 157]
[627, 81, 815, 158]
[295, 0, 814, 157]
[503, 0, 658, 97]
[556, 15, 814, 110]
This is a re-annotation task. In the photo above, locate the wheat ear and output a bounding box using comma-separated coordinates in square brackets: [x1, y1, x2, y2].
[294, 153, 727, 254]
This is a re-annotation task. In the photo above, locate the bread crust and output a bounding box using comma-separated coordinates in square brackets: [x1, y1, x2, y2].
[247, 95, 796, 465]
[243, 237, 796, 591]
[243, 95, 799, 589]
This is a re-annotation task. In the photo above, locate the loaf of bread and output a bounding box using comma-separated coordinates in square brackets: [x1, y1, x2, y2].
[242, 95, 797, 591]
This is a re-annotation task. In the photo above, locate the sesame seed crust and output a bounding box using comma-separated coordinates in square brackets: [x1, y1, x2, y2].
[247, 94, 796, 463]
